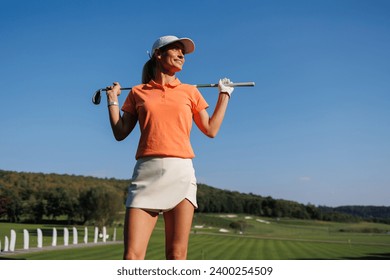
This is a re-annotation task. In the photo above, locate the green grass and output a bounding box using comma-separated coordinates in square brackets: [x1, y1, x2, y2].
[1, 214, 390, 260]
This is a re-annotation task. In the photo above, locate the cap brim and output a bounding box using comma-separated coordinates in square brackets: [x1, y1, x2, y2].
[176, 38, 195, 54]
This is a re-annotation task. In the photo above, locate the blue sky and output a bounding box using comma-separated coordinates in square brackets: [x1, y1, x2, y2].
[1, 0, 389, 207]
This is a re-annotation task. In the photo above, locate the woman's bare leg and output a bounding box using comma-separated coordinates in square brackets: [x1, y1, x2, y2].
[163, 199, 195, 260]
[123, 208, 159, 260]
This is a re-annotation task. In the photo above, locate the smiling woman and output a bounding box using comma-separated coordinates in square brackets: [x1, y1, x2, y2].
[103, 35, 235, 260]
[142, 35, 195, 84]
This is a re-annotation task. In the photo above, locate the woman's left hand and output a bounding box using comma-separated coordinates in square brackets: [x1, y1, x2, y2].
[218, 78, 234, 97]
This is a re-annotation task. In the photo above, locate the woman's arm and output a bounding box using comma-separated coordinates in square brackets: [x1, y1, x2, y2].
[193, 78, 234, 138]
[106, 82, 137, 141]
[193, 93, 230, 138]
[108, 109, 137, 141]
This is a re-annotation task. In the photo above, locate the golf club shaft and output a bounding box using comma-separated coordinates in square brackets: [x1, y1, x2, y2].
[99, 82, 255, 92]
[92, 81, 255, 105]
[196, 82, 255, 88]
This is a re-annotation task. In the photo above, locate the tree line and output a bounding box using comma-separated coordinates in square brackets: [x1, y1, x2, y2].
[196, 184, 363, 222]
[319, 205, 390, 224]
[0, 170, 128, 227]
[1, 170, 389, 225]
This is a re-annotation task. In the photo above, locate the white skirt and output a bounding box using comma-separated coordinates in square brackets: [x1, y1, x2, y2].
[125, 157, 198, 212]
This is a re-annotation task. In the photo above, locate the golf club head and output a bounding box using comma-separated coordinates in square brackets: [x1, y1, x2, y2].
[92, 89, 102, 105]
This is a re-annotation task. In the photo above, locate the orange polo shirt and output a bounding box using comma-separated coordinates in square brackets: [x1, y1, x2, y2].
[122, 78, 209, 159]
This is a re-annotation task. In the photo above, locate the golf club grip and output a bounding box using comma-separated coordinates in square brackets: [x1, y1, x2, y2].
[100, 87, 132, 92]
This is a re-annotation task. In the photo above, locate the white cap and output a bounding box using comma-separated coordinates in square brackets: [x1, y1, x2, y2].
[151, 35, 195, 55]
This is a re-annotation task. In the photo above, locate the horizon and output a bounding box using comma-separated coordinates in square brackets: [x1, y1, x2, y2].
[1, 168, 388, 208]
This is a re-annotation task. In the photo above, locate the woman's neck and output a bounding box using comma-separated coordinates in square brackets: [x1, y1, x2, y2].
[154, 71, 176, 86]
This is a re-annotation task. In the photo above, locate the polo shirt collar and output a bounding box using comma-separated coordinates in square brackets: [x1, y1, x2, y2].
[147, 78, 182, 89]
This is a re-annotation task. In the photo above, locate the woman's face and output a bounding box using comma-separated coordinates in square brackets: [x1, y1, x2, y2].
[156, 42, 186, 74]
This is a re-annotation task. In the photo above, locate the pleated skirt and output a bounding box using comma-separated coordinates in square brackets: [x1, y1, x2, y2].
[125, 157, 197, 212]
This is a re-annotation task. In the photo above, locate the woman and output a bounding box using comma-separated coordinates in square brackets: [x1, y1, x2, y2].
[105, 35, 234, 260]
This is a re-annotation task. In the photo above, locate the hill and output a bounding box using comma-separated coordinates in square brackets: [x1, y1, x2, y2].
[1, 169, 389, 224]
[319, 205, 390, 222]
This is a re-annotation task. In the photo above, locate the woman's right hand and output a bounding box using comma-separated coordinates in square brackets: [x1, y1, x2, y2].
[106, 82, 121, 100]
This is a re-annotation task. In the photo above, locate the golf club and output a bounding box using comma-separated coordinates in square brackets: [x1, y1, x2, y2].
[92, 82, 255, 105]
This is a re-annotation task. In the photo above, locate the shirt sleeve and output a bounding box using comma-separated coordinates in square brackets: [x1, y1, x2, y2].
[192, 87, 209, 114]
[121, 90, 137, 116]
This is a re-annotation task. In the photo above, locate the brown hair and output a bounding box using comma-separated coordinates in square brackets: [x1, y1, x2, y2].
[142, 44, 177, 84]
[142, 56, 157, 84]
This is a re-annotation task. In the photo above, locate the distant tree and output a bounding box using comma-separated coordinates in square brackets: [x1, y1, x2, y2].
[79, 186, 123, 228]
[0, 185, 7, 217]
[45, 187, 67, 219]
[229, 220, 248, 233]
[306, 203, 322, 220]
[28, 192, 48, 223]
[60, 186, 81, 223]
[243, 196, 263, 216]
[0, 186, 23, 222]
[226, 192, 244, 213]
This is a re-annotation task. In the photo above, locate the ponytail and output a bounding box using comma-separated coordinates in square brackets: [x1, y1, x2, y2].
[142, 57, 156, 84]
